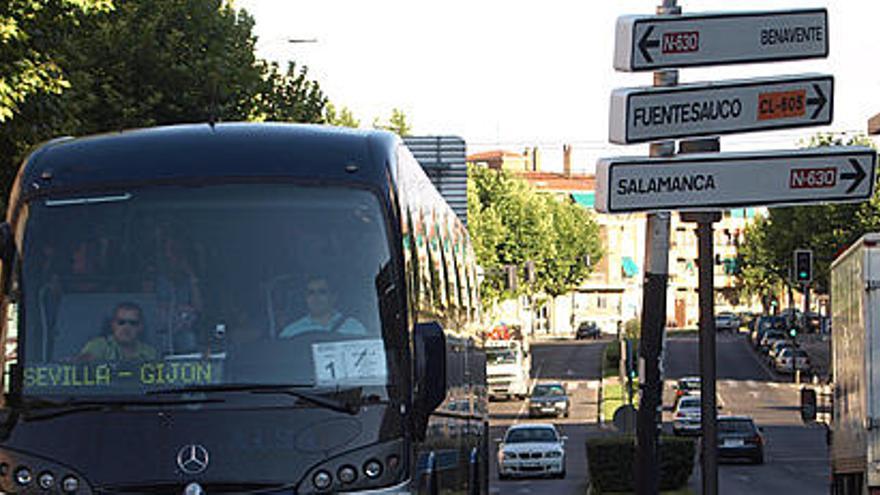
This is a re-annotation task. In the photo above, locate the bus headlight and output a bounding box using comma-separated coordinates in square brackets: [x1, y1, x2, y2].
[62, 475, 80, 493]
[363, 459, 383, 479]
[38, 471, 55, 489]
[15, 466, 32, 486]
[312, 470, 332, 490]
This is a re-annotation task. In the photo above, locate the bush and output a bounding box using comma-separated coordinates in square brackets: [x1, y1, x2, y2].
[586, 435, 695, 493]
[604, 342, 621, 373]
[624, 318, 641, 340]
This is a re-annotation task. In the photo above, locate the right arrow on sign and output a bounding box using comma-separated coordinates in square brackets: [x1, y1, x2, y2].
[807, 83, 827, 120]
[841, 158, 867, 193]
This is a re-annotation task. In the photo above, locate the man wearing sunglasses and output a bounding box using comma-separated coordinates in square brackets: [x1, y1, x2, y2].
[78, 302, 158, 362]
[279, 276, 366, 338]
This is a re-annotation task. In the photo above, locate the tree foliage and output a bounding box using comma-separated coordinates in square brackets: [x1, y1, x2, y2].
[323, 102, 360, 128]
[373, 108, 412, 136]
[736, 133, 879, 296]
[0, 0, 112, 123]
[467, 164, 603, 304]
[0, 0, 330, 203]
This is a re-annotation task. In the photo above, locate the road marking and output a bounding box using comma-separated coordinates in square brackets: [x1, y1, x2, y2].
[768, 382, 781, 389]
[586, 380, 600, 390]
[567, 381, 579, 391]
[746, 380, 758, 388]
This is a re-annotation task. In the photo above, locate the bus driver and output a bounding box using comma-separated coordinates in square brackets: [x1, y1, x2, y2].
[279, 276, 366, 337]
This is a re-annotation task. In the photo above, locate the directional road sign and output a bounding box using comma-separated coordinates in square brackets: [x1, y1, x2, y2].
[614, 9, 828, 72]
[595, 147, 876, 214]
[610, 74, 832, 144]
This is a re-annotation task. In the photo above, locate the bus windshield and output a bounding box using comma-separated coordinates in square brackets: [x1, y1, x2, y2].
[20, 184, 395, 400]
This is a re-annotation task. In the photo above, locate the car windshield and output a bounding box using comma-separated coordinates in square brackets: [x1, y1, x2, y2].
[505, 427, 558, 443]
[19, 184, 396, 401]
[719, 419, 756, 434]
[532, 385, 565, 397]
[679, 397, 701, 409]
[487, 348, 517, 364]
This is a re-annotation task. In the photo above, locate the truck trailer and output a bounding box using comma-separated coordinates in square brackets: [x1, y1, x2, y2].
[827, 233, 880, 494]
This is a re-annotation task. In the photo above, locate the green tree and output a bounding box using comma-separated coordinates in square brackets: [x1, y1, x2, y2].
[0, 0, 330, 201]
[254, 61, 327, 123]
[373, 108, 412, 136]
[0, 0, 112, 123]
[323, 102, 360, 128]
[468, 164, 602, 304]
[736, 132, 879, 296]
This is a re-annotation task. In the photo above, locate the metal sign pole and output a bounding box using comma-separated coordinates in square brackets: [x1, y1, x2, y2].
[680, 137, 722, 495]
[635, 4, 679, 491]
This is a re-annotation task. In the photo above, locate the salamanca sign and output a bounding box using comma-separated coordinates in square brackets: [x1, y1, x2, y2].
[594, 147, 876, 214]
[617, 174, 716, 195]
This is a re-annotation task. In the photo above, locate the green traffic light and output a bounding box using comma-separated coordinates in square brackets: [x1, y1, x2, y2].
[789, 328, 797, 337]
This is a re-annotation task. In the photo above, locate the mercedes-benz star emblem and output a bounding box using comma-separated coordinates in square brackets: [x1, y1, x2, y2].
[177, 444, 210, 474]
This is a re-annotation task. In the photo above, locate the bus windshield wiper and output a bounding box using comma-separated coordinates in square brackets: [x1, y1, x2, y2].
[148, 383, 360, 415]
[17, 396, 224, 422]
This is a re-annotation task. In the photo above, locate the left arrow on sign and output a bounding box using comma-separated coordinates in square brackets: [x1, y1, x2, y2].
[638, 26, 660, 63]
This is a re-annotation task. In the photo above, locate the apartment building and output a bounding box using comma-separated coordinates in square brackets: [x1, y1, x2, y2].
[468, 146, 757, 335]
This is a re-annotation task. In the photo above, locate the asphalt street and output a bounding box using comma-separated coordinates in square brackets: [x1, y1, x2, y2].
[666, 332, 830, 495]
[488, 338, 606, 495]
[488, 333, 829, 495]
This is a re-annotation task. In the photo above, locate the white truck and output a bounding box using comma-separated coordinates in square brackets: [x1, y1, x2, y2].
[820, 233, 880, 494]
[486, 339, 530, 400]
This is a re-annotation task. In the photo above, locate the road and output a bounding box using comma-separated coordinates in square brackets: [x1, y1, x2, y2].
[665, 332, 829, 494]
[488, 338, 606, 495]
[488, 333, 829, 495]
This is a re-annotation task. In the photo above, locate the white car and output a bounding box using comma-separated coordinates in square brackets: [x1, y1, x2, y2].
[497, 423, 566, 479]
[774, 347, 810, 373]
[673, 395, 702, 436]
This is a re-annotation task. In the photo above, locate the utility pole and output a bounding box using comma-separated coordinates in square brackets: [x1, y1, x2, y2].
[635, 3, 678, 494]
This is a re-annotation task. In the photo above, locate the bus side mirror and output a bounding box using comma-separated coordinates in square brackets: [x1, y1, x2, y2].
[412, 321, 447, 441]
[801, 387, 817, 423]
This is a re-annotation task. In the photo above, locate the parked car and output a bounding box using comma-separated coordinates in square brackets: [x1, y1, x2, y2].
[715, 312, 740, 332]
[497, 423, 566, 480]
[673, 395, 702, 436]
[673, 376, 701, 403]
[760, 330, 787, 352]
[774, 347, 810, 373]
[575, 321, 601, 340]
[717, 416, 764, 464]
[767, 340, 792, 361]
[528, 383, 570, 418]
[751, 316, 785, 347]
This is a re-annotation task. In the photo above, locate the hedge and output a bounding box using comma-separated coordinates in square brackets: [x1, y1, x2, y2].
[586, 435, 695, 493]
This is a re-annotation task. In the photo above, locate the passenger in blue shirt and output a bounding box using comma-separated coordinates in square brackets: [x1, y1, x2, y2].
[279, 276, 367, 337]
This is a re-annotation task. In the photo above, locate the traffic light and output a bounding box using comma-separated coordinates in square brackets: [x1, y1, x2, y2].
[794, 249, 813, 283]
[789, 327, 798, 338]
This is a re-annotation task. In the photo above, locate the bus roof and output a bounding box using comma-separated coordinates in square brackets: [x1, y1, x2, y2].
[16, 123, 399, 202]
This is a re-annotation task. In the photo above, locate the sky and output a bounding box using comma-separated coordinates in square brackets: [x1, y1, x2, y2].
[236, 0, 880, 173]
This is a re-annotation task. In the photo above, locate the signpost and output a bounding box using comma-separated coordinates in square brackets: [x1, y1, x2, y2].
[605, 4, 846, 494]
[615, 9, 828, 71]
[609, 74, 832, 144]
[595, 147, 875, 213]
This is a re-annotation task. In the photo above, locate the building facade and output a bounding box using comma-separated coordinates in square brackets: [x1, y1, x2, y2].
[468, 147, 758, 336]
